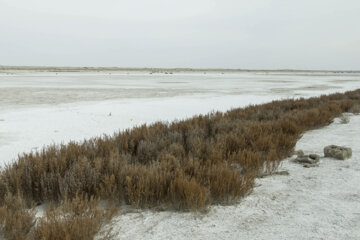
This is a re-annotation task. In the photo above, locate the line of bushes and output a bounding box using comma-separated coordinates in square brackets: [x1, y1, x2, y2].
[0, 89, 360, 239]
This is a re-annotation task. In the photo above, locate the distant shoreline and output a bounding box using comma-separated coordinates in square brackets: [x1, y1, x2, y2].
[1, 66, 359, 73]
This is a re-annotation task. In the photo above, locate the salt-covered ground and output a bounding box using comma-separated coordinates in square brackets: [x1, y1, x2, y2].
[1, 70, 360, 239]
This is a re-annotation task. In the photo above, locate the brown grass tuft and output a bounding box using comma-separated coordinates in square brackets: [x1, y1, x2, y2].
[0, 194, 35, 240]
[30, 194, 105, 240]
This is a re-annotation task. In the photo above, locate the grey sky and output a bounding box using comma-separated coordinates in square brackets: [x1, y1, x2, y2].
[0, 0, 359, 70]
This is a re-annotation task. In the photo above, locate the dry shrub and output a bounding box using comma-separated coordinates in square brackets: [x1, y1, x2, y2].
[0, 194, 35, 240]
[0, 89, 360, 239]
[30, 194, 104, 240]
[0, 179, 8, 205]
[169, 175, 209, 210]
[205, 163, 254, 203]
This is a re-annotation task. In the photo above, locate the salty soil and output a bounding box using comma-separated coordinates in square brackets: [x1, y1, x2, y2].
[1, 70, 359, 110]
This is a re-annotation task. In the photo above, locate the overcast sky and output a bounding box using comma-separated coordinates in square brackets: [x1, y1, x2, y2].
[0, 0, 359, 70]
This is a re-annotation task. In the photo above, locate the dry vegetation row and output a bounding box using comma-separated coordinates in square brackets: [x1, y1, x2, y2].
[1, 89, 360, 239]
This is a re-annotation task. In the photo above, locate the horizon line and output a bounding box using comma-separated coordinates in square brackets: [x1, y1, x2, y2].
[1, 65, 359, 73]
